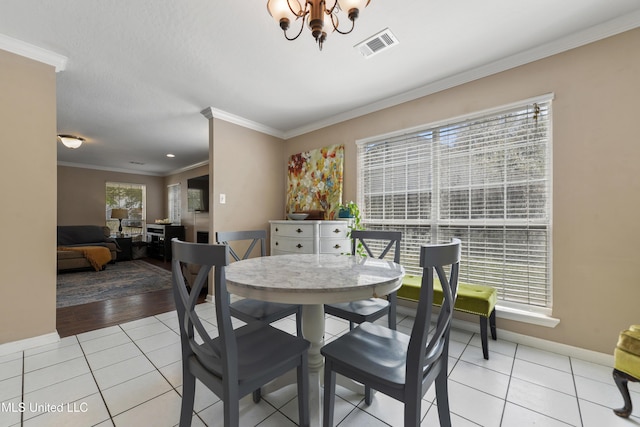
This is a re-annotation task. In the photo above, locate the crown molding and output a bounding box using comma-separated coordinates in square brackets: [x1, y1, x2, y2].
[200, 107, 285, 139]
[0, 33, 67, 72]
[166, 160, 210, 176]
[57, 161, 165, 176]
[58, 160, 211, 177]
[282, 10, 640, 139]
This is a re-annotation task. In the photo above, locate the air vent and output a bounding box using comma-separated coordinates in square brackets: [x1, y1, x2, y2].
[129, 161, 145, 165]
[355, 28, 399, 58]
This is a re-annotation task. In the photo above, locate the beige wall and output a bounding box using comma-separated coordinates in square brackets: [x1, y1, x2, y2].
[57, 166, 166, 227]
[209, 118, 285, 245]
[164, 164, 209, 242]
[0, 49, 57, 344]
[5, 29, 638, 354]
[284, 28, 640, 354]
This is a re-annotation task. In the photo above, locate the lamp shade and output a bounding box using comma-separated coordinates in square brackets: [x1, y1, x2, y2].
[337, 0, 369, 11]
[267, 0, 302, 23]
[110, 208, 129, 220]
[57, 134, 85, 149]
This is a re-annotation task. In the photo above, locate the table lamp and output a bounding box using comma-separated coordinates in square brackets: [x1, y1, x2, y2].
[111, 208, 129, 236]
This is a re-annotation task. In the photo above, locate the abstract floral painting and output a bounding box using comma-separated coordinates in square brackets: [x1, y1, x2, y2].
[287, 144, 344, 219]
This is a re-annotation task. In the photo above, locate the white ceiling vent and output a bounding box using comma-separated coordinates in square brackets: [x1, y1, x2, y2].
[355, 28, 399, 58]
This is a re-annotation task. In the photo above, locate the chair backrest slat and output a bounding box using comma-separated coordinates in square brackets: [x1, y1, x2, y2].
[350, 230, 402, 263]
[406, 239, 461, 386]
[171, 239, 237, 385]
[216, 230, 267, 260]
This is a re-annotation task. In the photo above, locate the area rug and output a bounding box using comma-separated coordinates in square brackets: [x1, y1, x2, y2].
[57, 260, 171, 308]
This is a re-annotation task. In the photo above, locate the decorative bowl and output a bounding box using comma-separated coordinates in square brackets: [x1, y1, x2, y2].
[287, 213, 309, 221]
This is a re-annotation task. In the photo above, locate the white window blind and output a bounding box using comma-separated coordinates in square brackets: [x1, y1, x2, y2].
[357, 96, 552, 310]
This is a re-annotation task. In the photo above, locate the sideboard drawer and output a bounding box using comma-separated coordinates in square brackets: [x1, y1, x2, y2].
[271, 223, 314, 238]
[272, 236, 314, 254]
[319, 221, 350, 239]
[320, 238, 350, 254]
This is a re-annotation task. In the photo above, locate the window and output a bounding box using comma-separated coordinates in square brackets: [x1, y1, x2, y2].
[357, 95, 552, 313]
[168, 183, 181, 224]
[105, 182, 146, 237]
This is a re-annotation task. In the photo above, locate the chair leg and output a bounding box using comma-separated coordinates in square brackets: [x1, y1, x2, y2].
[404, 391, 421, 427]
[613, 368, 635, 418]
[388, 293, 397, 330]
[435, 368, 452, 427]
[489, 309, 497, 340]
[295, 309, 303, 337]
[323, 361, 337, 427]
[298, 354, 310, 427]
[365, 385, 373, 405]
[180, 369, 196, 427]
[224, 395, 240, 427]
[480, 316, 489, 360]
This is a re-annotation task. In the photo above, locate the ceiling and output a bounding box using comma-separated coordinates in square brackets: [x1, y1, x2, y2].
[2, 1, 639, 176]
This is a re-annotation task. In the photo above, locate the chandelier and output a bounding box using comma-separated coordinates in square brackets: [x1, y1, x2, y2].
[267, 0, 370, 50]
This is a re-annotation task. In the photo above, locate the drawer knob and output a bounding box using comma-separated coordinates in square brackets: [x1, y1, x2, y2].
[296, 228, 303, 233]
[275, 227, 279, 232]
[333, 244, 341, 249]
[275, 241, 279, 246]
[296, 244, 303, 248]
[333, 228, 340, 233]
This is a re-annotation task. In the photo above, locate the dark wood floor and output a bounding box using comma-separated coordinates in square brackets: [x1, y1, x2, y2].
[56, 258, 205, 338]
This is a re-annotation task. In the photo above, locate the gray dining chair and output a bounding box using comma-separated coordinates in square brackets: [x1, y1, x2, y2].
[216, 230, 302, 336]
[321, 238, 461, 426]
[324, 230, 402, 330]
[171, 239, 310, 427]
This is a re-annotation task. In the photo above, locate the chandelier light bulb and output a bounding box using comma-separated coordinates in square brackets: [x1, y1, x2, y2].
[267, 0, 302, 30]
[337, 0, 370, 20]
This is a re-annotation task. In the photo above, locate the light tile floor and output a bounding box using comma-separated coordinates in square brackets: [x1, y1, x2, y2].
[1, 302, 639, 427]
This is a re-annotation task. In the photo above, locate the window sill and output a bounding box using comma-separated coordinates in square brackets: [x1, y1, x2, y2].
[496, 304, 560, 328]
[397, 300, 559, 328]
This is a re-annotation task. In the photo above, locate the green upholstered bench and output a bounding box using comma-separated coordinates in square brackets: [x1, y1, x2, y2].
[398, 275, 497, 359]
[613, 325, 640, 418]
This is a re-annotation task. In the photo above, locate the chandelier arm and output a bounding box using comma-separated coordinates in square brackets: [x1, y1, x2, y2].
[325, 0, 338, 15]
[287, 0, 307, 18]
[331, 18, 356, 35]
[284, 14, 307, 41]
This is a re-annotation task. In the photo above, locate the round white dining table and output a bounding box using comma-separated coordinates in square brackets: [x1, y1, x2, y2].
[225, 253, 405, 427]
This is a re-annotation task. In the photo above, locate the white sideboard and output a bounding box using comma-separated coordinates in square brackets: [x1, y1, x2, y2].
[269, 220, 351, 255]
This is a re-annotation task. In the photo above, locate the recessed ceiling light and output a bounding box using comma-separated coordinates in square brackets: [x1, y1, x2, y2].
[166, 154, 175, 158]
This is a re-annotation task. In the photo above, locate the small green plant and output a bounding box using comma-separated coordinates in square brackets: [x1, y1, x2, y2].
[338, 201, 365, 256]
[338, 201, 362, 229]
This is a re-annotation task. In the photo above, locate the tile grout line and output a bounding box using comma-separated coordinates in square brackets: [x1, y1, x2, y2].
[569, 357, 585, 427]
[117, 317, 192, 424]
[77, 334, 116, 426]
[499, 342, 518, 427]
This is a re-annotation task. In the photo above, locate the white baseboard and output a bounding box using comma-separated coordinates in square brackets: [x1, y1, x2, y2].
[396, 304, 613, 366]
[0, 332, 61, 357]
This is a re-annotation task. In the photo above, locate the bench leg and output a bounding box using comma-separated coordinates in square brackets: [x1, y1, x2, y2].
[613, 368, 635, 418]
[489, 309, 497, 340]
[480, 316, 489, 360]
